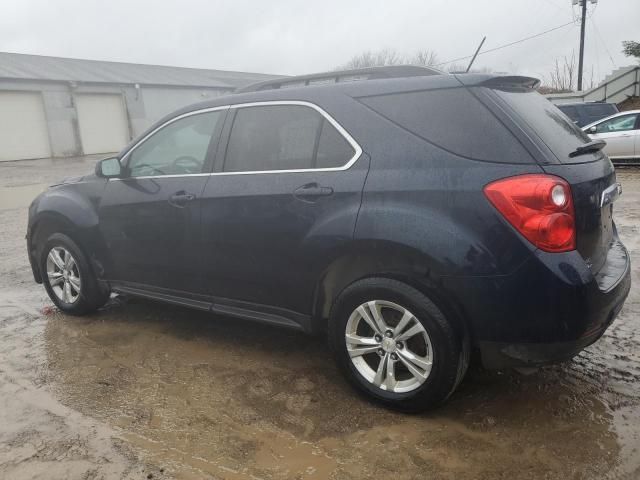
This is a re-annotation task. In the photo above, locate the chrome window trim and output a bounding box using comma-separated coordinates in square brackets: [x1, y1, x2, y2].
[112, 100, 362, 181]
[116, 106, 230, 180]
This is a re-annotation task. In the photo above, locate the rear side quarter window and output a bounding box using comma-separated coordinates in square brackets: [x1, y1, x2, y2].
[357, 87, 532, 163]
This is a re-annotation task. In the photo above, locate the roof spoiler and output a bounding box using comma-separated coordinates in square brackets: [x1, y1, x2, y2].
[455, 74, 541, 91]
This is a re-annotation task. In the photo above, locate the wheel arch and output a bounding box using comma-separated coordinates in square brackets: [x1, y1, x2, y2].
[29, 200, 105, 283]
[311, 242, 472, 342]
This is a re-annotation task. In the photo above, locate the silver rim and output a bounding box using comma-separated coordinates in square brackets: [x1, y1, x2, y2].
[46, 246, 81, 304]
[345, 300, 433, 393]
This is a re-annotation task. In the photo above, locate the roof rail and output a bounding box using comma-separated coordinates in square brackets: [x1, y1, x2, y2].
[235, 65, 444, 93]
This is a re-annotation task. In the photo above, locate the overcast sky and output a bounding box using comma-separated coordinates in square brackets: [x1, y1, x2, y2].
[1, 0, 638, 84]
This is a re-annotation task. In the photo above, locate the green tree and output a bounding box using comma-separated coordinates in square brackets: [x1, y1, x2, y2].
[622, 41, 640, 61]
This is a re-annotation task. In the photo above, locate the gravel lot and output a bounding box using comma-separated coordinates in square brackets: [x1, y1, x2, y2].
[0, 156, 638, 479]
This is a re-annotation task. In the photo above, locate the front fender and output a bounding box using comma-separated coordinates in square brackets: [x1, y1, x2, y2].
[28, 181, 108, 280]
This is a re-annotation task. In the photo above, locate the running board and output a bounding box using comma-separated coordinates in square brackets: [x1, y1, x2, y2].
[111, 284, 305, 332]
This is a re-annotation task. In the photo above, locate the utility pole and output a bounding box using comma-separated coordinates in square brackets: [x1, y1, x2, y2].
[577, 0, 587, 90]
[575, 0, 597, 91]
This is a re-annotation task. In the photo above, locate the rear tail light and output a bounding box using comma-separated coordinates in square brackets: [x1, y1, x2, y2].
[484, 174, 576, 252]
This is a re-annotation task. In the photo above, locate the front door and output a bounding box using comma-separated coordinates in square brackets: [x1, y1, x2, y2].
[199, 103, 368, 314]
[98, 108, 226, 293]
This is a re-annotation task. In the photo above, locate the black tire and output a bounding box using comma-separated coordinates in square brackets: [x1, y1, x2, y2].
[40, 233, 110, 315]
[329, 278, 467, 412]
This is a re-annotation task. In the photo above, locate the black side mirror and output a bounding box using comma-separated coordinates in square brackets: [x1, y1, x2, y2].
[95, 157, 122, 178]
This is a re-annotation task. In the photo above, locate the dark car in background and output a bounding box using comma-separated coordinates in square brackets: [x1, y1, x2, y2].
[26, 67, 631, 411]
[557, 101, 619, 127]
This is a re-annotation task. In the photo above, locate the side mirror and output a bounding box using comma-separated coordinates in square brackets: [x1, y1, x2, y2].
[95, 157, 122, 178]
[587, 126, 597, 134]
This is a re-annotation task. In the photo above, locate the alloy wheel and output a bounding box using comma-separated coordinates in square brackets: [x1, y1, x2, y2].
[46, 246, 81, 304]
[345, 300, 433, 393]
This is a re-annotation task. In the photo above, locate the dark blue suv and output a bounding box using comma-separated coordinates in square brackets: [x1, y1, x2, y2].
[27, 67, 631, 411]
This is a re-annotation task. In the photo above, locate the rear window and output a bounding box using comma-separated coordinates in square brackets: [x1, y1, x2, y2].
[584, 103, 618, 117]
[557, 105, 579, 122]
[494, 90, 591, 162]
[358, 88, 532, 163]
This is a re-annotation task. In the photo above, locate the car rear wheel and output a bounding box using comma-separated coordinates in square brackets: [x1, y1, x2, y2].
[329, 278, 467, 412]
[40, 233, 110, 315]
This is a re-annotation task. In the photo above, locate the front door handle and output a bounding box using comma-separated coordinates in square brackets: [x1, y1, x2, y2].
[168, 191, 196, 208]
[293, 183, 334, 201]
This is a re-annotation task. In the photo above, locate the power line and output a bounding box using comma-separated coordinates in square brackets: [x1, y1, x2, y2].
[589, 16, 616, 67]
[434, 21, 576, 67]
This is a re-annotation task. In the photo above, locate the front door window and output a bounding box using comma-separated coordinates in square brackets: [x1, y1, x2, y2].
[127, 110, 224, 177]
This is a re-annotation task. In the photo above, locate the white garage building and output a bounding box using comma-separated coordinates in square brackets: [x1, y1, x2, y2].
[0, 52, 279, 161]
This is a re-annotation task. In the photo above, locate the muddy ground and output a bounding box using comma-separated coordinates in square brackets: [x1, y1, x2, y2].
[0, 155, 639, 479]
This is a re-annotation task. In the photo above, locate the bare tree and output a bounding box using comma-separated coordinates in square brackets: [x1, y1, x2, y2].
[408, 50, 440, 67]
[339, 49, 440, 69]
[547, 52, 577, 92]
[341, 48, 403, 69]
[338, 49, 497, 73]
[541, 51, 596, 93]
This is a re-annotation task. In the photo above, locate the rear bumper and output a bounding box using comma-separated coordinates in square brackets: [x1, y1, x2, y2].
[442, 237, 631, 369]
[477, 281, 627, 368]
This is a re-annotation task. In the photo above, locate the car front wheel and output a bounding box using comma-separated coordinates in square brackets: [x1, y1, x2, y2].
[40, 233, 110, 315]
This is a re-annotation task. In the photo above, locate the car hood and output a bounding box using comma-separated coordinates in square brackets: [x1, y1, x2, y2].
[49, 174, 97, 187]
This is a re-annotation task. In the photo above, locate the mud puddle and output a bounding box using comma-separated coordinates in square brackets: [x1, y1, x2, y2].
[41, 299, 627, 479]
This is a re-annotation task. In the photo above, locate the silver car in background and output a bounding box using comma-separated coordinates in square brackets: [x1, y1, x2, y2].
[583, 110, 640, 164]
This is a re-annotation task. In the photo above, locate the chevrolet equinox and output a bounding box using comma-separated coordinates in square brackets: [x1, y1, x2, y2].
[27, 67, 631, 411]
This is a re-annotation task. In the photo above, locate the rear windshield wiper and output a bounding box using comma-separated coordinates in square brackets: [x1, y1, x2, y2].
[569, 139, 606, 158]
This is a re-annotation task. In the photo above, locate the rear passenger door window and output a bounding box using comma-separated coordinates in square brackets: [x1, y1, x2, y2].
[316, 118, 356, 168]
[223, 104, 355, 172]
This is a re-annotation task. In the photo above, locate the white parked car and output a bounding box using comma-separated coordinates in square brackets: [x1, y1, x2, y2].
[583, 110, 640, 163]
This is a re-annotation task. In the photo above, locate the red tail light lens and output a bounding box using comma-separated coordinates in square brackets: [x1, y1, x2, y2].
[484, 174, 576, 252]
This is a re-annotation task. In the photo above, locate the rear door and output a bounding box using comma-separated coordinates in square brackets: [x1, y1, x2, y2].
[588, 113, 639, 159]
[199, 102, 368, 314]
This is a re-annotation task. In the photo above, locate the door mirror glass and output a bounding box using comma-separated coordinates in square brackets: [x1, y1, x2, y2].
[96, 157, 122, 178]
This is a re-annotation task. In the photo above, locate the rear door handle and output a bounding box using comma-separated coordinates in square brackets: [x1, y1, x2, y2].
[293, 183, 334, 201]
[168, 191, 196, 208]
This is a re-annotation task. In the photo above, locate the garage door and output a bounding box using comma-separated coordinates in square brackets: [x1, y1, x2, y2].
[0, 91, 51, 161]
[75, 94, 129, 155]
